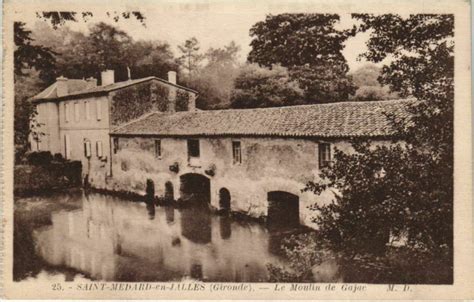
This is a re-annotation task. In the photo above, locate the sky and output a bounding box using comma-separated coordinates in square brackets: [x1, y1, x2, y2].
[17, 5, 375, 72]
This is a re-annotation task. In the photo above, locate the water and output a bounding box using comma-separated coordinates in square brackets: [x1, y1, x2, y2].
[14, 191, 340, 282]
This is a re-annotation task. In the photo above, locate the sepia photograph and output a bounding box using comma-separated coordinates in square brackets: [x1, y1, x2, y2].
[2, 0, 473, 299]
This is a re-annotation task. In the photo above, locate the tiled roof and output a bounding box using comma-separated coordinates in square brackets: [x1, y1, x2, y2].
[31, 79, 92, 100]
[31, 76, 197, 103]
[112, 99, 414, 138]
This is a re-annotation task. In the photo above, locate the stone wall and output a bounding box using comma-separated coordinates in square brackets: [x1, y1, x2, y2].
[110, 80, 197, 126]
[106, 136, 361, 228]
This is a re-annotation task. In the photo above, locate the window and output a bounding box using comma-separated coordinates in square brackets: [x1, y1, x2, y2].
[96, 101, 102, 121]
[187, 139, 200, 158]
[85, 101, 90, 120]
[96, 141, 103, 158]
[65, 103, 70, 122]
[84, 140, 91, 158]
[74, 102, 80, 122]
[64, 134, 71, 159]
[318, 143, 332, 168]
[154, 139, 161, 158]
[232, 141, 242, 164]
[112, 137, 119, 154]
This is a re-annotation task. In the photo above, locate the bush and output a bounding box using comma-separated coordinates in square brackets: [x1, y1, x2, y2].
[26, 151, 53, 166]
[53, 153, 65, 162]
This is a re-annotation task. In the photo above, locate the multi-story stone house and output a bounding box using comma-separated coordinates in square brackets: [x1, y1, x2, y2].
[30, 70, 198, 188]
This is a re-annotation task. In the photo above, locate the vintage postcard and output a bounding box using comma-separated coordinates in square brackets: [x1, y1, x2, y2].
[1, 0, 473, 299]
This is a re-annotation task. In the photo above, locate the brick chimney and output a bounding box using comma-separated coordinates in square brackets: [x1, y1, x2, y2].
[168, 71, 177, 85]
[101, 70, 115, 86]
[86, 77, 97, 89]
[56, 76, 68, 97]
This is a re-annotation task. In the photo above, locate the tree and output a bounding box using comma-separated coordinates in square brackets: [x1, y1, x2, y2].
[349, 64, 398, 101]
[230, 64, 304, 109]
[177, 37, 204, 77]
[248, 14, 356, 102]
[35, 11, 146, 29]
[128, 40, 179, 79]
[182, 41, 241, 109]
[266, 14, 454, 284]
[307, 13, 454, 257]
[14, 22, 56, 81]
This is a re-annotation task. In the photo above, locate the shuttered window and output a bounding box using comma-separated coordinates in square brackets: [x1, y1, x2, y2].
[232, 141, 242, 164]
[318, 143, 332, 168]
[154, 139, 161, 158]
[96, 101, 102, 121]
[84, 140, 92, 158]
[64, 134, 71, 159]
[85, 101, 90, 120]
[74, 102, 80, 122]
[96, 141, 103, 158]
[65, 103, 70, 122]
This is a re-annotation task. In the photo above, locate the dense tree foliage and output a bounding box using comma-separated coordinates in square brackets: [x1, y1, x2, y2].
[35, 11, 146, 29]
[248, 14, 356, 102]
[230, 64, 304, 108]
[180, 41, 241, 109]
[267, 14, 454, 284]
[14, 22, 56, 81]
[302, 13, 454, 279]
[349, 64, 398, 101]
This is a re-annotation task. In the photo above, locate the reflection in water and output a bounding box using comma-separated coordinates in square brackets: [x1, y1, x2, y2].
[190, 263, 203, 280]
[146, 203, 155, 220]
[180, 206, 211, 244]
[219, 216, 232, 240]
[165, 207, 175, 224]
[18, 192, 340, 282]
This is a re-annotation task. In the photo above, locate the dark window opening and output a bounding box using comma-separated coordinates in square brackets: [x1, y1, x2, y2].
[318, 143, 331, 168]
[113, 138, 119, 154]
[165, 181, 174, 202]
[232, 141, 242, 164]
[154, 139, 161, 158]
[187, 139, 200, 158]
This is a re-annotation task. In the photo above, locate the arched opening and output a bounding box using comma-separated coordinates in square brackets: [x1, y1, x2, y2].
[164, 181, 174, 202]
[267, 191, 300, 230]
[218, 188, 231, 211]
[179, 173, 211, 204]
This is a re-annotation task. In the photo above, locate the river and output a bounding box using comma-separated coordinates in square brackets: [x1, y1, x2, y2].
[14, 191, 341, 282]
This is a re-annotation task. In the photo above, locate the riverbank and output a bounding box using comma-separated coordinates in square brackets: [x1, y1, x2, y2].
[14, 160, 82, 196]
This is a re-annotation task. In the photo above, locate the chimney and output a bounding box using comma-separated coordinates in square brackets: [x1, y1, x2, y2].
[86, 77, 97, 89]
[101, 70, 115, 86]
[168, 71, 177, 85]
[56, 76, 68, 97]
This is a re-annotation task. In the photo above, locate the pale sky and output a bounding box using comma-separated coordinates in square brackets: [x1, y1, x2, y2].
[17, 5, 375, 72]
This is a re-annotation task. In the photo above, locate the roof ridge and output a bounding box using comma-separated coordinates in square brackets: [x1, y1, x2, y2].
[167, 98, 416, 115]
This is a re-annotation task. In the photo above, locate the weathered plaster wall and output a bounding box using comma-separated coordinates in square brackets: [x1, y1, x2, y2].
[59, 129, 110, 185]
[107, 136, 364, 228]
[32, 102, 61, 154]
[56, 95, 111, 185]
